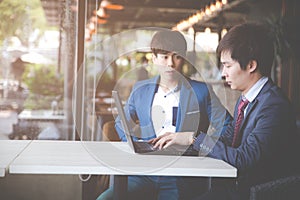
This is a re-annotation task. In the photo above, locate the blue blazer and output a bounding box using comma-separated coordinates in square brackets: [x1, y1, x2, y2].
[194, 79, 298, 187]
[115, 76, 232, 141]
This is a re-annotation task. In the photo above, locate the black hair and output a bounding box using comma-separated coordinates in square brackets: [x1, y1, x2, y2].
[217, 22, 275, 77]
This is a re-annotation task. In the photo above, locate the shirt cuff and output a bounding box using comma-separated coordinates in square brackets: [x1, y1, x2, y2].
[192, 132, 206, 151]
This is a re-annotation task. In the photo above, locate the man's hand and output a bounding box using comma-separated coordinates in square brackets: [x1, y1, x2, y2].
[149, 132, 194, 149]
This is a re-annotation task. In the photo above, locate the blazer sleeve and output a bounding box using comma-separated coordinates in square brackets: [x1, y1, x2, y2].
[193, 92, 296, 176]
[206, 84, 232, 137]
[193, 82, 232, 138]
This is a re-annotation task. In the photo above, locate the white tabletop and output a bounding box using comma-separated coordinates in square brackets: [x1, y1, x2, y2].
[9, 140, 237, 178]
[18, 110, 65, 121]
[0, 140, 31, 177]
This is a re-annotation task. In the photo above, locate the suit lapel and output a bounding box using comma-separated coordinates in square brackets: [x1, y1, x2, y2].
[143, 76, 159, 117]
[176, 79, 193, 131]
[240, 80, 273, 130]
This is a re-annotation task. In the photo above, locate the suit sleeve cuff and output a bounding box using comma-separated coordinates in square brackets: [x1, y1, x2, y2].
[192, 132, 206, 151]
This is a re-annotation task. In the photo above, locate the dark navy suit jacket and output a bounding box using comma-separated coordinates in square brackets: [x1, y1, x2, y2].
[115, 76, 232, 141]
[193, 79, 298, 188]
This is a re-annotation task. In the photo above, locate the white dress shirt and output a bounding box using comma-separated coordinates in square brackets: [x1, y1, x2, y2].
[151, 85, 180, 137]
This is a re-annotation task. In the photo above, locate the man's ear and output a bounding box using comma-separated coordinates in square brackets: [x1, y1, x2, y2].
[248, 60, 257, 73]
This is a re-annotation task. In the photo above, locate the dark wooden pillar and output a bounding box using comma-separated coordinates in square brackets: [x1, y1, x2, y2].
[279, 0, 300, 114]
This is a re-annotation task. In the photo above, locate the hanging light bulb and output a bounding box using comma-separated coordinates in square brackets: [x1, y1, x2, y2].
[205, 6, 211, 15]
[100, 0, 124, 10]
[204, 27, 211, 34]
[221, 28, 228, 38]
[222, 0, 228, 5]
[173, 0, 228, 31]
[210, 4, 216, 12]
[197, 11, 204, 20]
[96, 7, 109, 18]
[215, 1, 222, 10]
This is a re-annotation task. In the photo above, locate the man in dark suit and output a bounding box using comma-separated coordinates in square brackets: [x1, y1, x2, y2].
[151, 23, 298, 199]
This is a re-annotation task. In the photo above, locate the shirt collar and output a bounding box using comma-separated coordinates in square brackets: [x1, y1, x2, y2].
[244, 76, 268, 102]
[154, 76, 182, 93]
[157, 84, 180, 95]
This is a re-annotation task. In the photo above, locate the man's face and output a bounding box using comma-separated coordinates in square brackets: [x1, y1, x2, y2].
[221, 51, 251, 94]
[152, 52, 184, 82]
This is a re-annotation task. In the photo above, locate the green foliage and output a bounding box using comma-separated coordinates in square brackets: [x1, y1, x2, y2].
[22, 64, 64, 109]
[23, 65, 63, 96]
[0, 0, 47, 46]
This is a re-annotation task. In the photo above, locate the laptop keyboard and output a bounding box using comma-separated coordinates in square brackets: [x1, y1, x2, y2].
[134, 142, 158, 151]
[133, 141, 198, 156]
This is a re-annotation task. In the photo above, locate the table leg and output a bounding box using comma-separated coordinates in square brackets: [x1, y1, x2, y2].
[113, 175, 127, 200]
[207, 177, 212, 191]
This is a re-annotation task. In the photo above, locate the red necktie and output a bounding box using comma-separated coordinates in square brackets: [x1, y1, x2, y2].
[232, 99, 249, 148]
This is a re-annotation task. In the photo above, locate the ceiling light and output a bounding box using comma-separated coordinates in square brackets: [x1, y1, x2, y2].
[96, 7, 109, 18]
[204, 27, 211, 34]
[222, 0, 228, 5]
[100, 0, 124, 10]
[221, 29, 228, 38]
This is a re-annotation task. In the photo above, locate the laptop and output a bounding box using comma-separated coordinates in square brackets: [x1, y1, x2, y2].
[112, 90, 197, 156]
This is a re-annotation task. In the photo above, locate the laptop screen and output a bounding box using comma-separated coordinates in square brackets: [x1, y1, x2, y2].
[112, 90, 136, 152]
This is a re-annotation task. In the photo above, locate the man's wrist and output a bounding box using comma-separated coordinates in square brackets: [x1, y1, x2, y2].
[190, 132, 197, 145]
